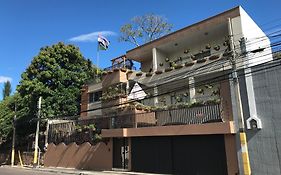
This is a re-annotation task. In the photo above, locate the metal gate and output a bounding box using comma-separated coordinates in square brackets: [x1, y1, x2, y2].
[113, 138, 129, 170]
[131, 135, 228, 175]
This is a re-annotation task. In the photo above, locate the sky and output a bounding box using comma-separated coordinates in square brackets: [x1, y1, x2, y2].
[0, 0, 281, 99]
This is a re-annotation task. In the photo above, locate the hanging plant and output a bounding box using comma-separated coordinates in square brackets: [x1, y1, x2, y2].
[102, 71, 108, 76]
[205, 44, 211, 50]
[165, 58, 170, 62]
[214, 45, 220, 51]
[184, 49, 190, 54]
[108, 70, 113, 74]
[159, 62, 164, 67]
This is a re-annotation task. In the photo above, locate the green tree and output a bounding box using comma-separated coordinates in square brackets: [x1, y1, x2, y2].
[0, 95, 16, 144]
[16, 42, 98, 126]
[119, 13, 173, 46]
[2, 81, 11, 100]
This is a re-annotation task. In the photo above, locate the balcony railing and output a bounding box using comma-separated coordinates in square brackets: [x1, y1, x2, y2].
[110, 104, 222, 129]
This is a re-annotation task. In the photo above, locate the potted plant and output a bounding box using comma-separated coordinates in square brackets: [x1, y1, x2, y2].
[212, 89, 220, 95]
[174, 63, 184, 69]
[185, 61, 195, 67]
[113, 68, 119, 72]
[165, 67, 173, 72]
[223, 40, 229, 46]
[197, 88, 204, 94]
[196, 58, 207, 63]
[155, 70, 163, 74]
[205, 44, 211, 49]
[190, 54, 196, 60]
[184, 49, 190, 54]
[146, 72, 153, 77]
[136, 72, 143, 76]
[209, 55, 219, 60]
[121, 67, 127, 72]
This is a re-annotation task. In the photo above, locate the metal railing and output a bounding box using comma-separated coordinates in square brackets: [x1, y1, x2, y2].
[155, 104, 221, 126]
[48, 104, 222, 144]
[110, 104, 222, 129]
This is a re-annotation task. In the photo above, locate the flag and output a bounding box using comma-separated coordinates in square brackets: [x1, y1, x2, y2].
[98, 35, 110, 50]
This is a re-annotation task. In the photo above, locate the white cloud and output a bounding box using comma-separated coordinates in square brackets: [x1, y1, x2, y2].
[0, 76, 12, 83]
[69, 31, 117, 42]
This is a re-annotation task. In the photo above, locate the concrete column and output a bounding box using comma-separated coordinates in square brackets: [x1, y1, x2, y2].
[189, 77, 196, 103]
[224, 134, 239, 175]
[152, 48, 158, 72]
[152, 48, 159, 105]
[153, 87, 159, 106]
[244, 67, 257, 118]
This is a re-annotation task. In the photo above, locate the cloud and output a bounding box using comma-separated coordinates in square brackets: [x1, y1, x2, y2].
[0, 76, 12, 83]
[69, 31, 117, 42]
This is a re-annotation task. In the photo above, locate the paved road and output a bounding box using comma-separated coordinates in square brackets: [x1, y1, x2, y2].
[0, 166, 66, 175]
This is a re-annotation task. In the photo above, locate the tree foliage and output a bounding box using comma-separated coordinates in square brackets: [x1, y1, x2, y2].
[17, 42, 98, 122]
[0, 95, 16, 143]
[2, 81, 11, 100]
[119, 13, 173, 46]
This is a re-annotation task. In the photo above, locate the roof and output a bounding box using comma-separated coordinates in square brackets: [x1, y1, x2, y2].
[126, 6, 242, 62]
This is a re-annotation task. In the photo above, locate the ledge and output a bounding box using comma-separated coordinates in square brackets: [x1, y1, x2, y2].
[101, 121, 235, 138]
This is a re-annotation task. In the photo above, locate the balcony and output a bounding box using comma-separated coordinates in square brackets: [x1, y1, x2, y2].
[110, 104, 222, 129]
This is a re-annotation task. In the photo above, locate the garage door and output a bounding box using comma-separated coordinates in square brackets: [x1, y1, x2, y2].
[131, 135, 228, 175]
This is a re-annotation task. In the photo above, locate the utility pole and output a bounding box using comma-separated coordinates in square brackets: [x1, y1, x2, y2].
[228, 18, 251, 175]
[11, 105, 16, 167]
[33, 96, 42, 166]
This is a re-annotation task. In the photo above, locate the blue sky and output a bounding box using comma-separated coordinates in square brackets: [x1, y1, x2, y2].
[0, 0, 281, 99]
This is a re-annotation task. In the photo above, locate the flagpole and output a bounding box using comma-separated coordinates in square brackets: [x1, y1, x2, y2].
[97, 39, 100, 76]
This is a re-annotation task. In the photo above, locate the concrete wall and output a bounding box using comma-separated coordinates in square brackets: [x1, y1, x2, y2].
[239, 7, 273, 67]
[44, 141, 113, 170]
[240, 60, 281, 175]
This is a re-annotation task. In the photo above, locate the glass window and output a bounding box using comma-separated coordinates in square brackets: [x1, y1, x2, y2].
[89, 91, 102, 103]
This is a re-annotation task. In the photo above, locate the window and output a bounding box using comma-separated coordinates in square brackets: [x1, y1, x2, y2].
[89, 91, 102, 103]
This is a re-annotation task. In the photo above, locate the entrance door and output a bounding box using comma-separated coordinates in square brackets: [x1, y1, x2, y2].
[113, 138, 129, 170]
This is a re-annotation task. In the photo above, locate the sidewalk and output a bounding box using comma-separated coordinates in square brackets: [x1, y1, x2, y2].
[5, 165, 162, 175]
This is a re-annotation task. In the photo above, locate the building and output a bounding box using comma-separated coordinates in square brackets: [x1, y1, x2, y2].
[45, 6, 279, 175]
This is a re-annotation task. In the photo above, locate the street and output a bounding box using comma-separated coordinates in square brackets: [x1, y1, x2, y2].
[0, 166, 69, 175]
